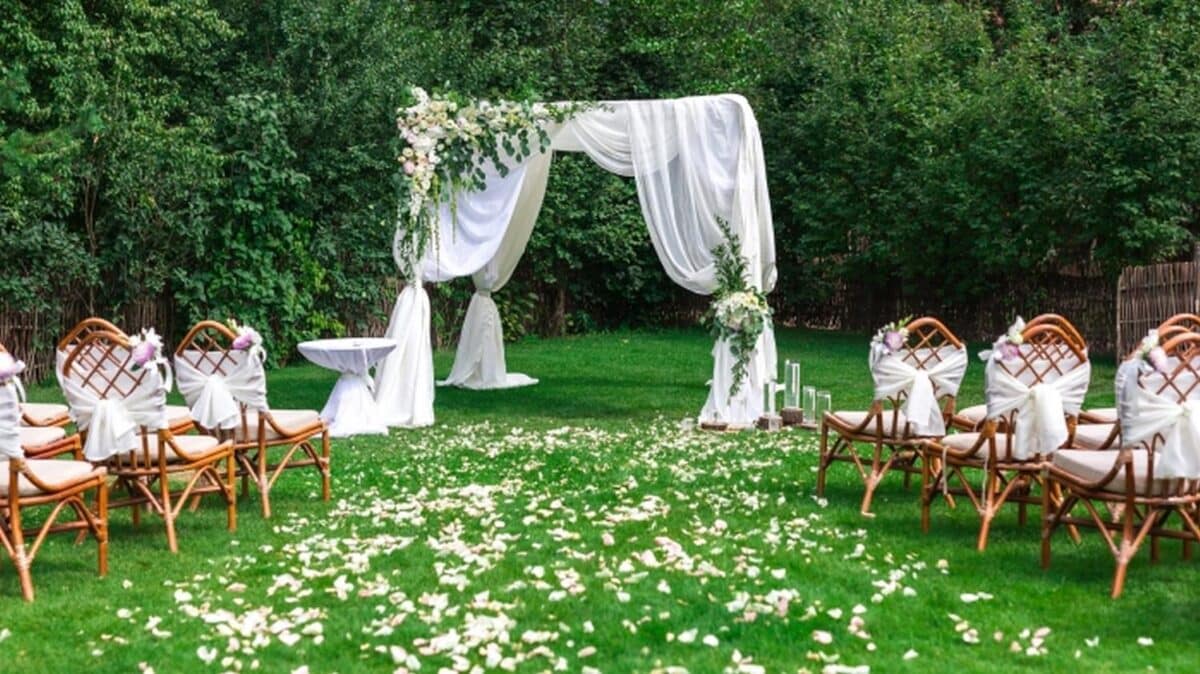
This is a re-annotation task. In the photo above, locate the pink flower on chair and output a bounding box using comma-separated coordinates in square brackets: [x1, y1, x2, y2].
[0, 351, 25, 383]
[883, 330, 905, 352]
[1147, 346, 1169, 374]
[129, 328, 164, 368]
[232, 326, 262, 351]
[997, 341, 1021, 361]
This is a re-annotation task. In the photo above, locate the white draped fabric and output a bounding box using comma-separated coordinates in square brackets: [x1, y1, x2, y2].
[61, 364, 169, 462]
[375, 94, 777, 426]
[174, 350, 268, 430]
[871, 347, 968, 437]
[985, 358, 1091, 460]
[1117, 361, 1200, 479]
[0, 381, 23, 460]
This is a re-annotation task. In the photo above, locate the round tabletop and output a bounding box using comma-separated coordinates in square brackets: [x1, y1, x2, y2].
[298, 338, 397, 373]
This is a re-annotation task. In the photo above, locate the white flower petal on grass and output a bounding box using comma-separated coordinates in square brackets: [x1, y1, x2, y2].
[1138, 637, 1154, 647]
[196, 646, 218, 665]
[902, 649, 918, 660]
[677, 628, 698, 644]
[702, 634, 719, 647]
[812, 630, 834, 645]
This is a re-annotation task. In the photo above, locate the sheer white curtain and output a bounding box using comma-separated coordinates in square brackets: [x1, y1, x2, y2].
[374, 94, 777, 427]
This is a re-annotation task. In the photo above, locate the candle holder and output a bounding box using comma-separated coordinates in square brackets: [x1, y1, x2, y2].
[757, 380, 783, 431]
[781, 361, 802, 425]
[800, 385, 818, 429]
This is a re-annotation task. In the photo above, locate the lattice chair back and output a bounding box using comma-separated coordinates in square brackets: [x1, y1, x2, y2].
[55, 318, 130, 387]
[1159, 313, 1200, 334]
[1025, 313, 1088, 371]
[1115, 332, 1200, 496]
[59, 329, 169, 465]
[869, 317, 967, 437]
[172, 321, 268, 433]
[983, 322, 1091, 461]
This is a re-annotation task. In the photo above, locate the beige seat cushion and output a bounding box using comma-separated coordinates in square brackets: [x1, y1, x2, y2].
[19, 426, 68, 449]
[20, 402, 69, 425]
[954, 404, 987, 427]
[938, 432, 1013, 459]
[827, 410, 912, 437]
[166, 405, 194, 429]
[1071, 423, 1118, 450]
[115, 434, 226, 464]
[1081, 407, 1117, 424]
[1052, 449, 1180, 495]
[0, 460, 104, 497]
[233, 409, 323, 443]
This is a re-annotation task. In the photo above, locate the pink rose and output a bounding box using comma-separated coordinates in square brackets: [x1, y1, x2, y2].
[232, 327, 261, 351]
[1148, 346, 1169, 373]
[883, 330, 904, 352]
[0, 352, 25, 382]
[131, 339, 157, 367]
[403, 161, 416, 175]
[998, 341, 1020, 361]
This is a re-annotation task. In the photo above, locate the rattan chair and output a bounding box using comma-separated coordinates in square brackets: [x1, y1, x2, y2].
[60, 329, 236, 553]
[921, 322, 1090, 550]
[1, 373, 107, 601]
[1043, 332, 1200, 598]
[174, 321, 330, 518]
[0, 342, 71, 429]
[57, 318, 195, 436]
[818, 317, 966, 516]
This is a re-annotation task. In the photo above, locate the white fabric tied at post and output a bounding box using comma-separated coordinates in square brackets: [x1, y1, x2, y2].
[0, 381, 23, 460]
[871, 347, 968, 437]
[61, 365, 169, 462]
[174, 350, 267, 430]
[985, 359, 1091, 460]
[375, 281, 435, 428]
[1119, 362, 1200, 479]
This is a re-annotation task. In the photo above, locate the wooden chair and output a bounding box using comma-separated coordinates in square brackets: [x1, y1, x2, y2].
[921, 322, 1090, 550]
[1043, 332, 1200, 598]
[60, 329, 236, 553]
[57, 318, 195, 435]
[818, 317, 966, 516]
[0, 373, 107, 601]
[0, 342, 70, 429]
[174, 321, 330, 518]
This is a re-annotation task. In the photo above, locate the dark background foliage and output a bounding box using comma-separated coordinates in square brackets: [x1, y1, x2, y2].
[2, 0, 1198, 375]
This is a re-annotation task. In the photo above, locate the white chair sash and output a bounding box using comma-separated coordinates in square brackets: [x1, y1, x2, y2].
[0, 380, 24, 460]
[174, 349, 268, 430]
[871, 347, 968, 436]
[985, 358, 1091, 460]
[1118, 361, 1200, 479]
[61, 364, 169, 462]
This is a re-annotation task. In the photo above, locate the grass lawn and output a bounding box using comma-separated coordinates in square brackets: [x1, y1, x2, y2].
[5, 326, 1191, 674]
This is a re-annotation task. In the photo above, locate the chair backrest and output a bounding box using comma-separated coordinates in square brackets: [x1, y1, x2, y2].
[173, 320, 255, 380]
[0, 378, 22, 460]
[60, 329, 160, 403]
[1159, 313, 1200, 334]
[1119, 332, 1200, 492]
[872, 316, 966, 407]
[56, 317, 130, 382]
[995, 323, 1090, 389]
[1025, 313, 1087, 351]
[173, 321, 266, 427]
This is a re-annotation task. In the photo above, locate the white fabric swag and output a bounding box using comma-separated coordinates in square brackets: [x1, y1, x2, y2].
[61, 363, 170, 462]
[375, 94, 777, 427]
[1118, 360, 1200, 479]
[984, 357, 1091, 460]
[0, 381, 23, 460]
[174, 349, 268, 430]
[871, 347, 968, 437]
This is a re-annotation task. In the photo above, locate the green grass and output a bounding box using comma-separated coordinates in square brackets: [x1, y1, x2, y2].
[6, 327, 1188, 674]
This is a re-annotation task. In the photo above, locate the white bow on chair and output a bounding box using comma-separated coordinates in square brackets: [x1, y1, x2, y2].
[985, 358, 1091, 460]
[61, 365, 169, 462]
[1119, 365, 1200, 479]
[871, 347, 968, 436]
[0, 380, 24, 460]
[174, 350, 269, 430]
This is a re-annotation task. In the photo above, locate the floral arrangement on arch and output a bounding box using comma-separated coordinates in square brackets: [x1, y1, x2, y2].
[705, 218, 772, 397]
[393, 87, 588, 277]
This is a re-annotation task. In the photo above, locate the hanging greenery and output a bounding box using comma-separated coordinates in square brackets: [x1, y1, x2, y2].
[705, 217, 772, 397]
[392, 87, 588, 278]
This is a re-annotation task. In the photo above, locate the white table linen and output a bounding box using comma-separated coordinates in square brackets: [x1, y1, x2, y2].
[299, 338, 397, 437]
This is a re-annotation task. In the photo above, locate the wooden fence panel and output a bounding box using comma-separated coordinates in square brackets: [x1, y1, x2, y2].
[1116, 261, 1200, 357]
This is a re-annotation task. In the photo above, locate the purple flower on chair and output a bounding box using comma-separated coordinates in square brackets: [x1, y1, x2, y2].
[997, 340, 1021, 361]
[1147, 346, 1169, 374]
[232, 325, 263, 351]
[883, 330, 905, 352]
[129, 327, 164, 369]
[0, 351, 25, 383]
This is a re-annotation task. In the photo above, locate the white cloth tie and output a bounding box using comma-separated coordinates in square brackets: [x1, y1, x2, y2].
[61, 365, 169, 462]
[1120, 372, 1200, 479]
[871, 347, 967, 436]
[0, 380, 24, 460]
[985, 359, 1090, 460]
[175, 350, 269, 430]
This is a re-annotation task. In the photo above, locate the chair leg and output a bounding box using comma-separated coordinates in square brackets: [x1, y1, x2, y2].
[920, 450, 933, 533]
[226, 452, 238, 532]
[1040, 476, 1053, 569]
[321, 430, 331, 502]
[258, 442, 272, 519]
[976, 467, 997, 552]
[97, 480, 109, 577]
[9, 501, 34, 602]
[816, 424, 830, 497]
[160, 473, 178, 554]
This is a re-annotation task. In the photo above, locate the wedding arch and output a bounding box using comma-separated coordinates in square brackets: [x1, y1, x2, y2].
[373, 93, 778, 427]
